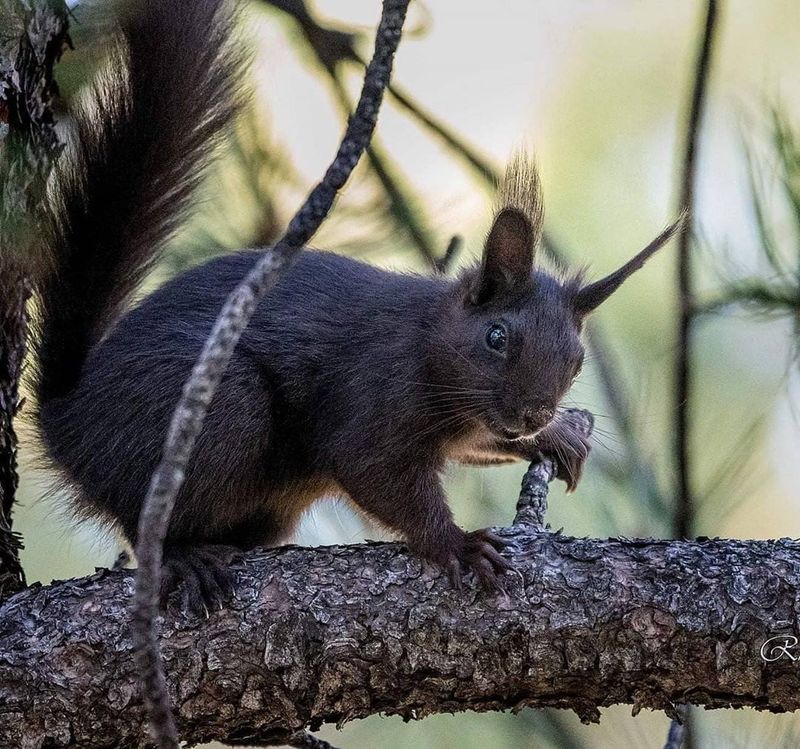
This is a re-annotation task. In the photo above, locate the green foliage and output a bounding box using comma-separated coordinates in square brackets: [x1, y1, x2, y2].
[701, 109, 800, 336]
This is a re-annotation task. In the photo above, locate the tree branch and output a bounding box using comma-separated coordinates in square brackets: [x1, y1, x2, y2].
[2, 453, 799, 748]
[672, 8, 721, 742]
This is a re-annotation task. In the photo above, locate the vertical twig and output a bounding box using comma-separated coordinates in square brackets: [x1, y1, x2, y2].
[664, 719, 686, 749]
[130, 2, 411, 747]
[513, 408, 594, 529]
[674, 0, 719, 539]
[320, 62, 442, 266]
[664, 705, 688, 749]
[672, 4, 720, 748]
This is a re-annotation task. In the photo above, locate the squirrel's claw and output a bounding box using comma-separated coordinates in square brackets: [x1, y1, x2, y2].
[436, 528, 512, 594]
[159, 545, 238, 617]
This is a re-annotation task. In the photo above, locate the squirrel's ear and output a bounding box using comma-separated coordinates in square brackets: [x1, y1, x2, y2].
[572, 213, 687, 315]
[470, 154, 543, 305]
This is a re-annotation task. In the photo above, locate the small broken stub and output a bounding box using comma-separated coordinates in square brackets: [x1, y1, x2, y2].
[514, 456, 556, 529]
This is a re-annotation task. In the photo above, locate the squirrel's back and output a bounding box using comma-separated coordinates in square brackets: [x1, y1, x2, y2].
[38, 246, 449, 539]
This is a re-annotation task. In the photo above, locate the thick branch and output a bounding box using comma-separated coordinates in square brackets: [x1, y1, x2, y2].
[2, 481, 800, 747]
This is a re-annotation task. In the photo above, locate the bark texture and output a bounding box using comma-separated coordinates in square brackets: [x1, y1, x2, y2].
[2, 493, 800, 747]
[0, 275, 29, 600]
[0, 0, 69, 599]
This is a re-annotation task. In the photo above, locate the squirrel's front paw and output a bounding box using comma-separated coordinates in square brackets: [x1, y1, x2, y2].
[441, 528, 513, 593]
[552, 430, 591, 493]
[538, 410, 593, 492]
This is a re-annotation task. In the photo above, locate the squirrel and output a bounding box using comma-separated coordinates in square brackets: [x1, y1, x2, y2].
[33, 0, 682, 612]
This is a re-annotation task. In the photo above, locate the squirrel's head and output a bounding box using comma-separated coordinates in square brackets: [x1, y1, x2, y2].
[437, 154, 684, 441]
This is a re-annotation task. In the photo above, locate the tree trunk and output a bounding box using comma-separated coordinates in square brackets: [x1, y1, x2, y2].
[0, 1, 69, 599]
[0, 273, 30, 599]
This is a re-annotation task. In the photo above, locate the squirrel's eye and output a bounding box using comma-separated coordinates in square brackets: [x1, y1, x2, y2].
[485, 323, 508, 353]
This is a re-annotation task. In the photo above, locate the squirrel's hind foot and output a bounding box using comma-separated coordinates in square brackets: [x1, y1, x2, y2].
[159, 544, 240, 617]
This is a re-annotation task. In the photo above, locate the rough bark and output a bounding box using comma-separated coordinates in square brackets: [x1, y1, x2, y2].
[0, 274, 30, 600]
[0, 0, 70, 599]
[2, 455, 800, 748]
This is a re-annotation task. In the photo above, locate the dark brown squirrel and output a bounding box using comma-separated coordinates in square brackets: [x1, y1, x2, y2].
[33, 0, 682, 611]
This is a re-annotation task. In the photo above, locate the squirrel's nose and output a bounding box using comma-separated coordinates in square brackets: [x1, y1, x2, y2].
[523, 404, 554, 432]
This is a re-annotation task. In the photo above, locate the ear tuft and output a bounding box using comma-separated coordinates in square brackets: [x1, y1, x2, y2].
[470, 153, 544, 305]
[497, 151, 544, 249]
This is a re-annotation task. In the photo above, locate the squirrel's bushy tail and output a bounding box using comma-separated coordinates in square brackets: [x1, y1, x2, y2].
[34, 0, 243, 405]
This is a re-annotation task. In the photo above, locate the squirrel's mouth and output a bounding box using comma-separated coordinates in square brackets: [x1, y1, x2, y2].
[498, 427, 540, 441]
[485, 415, 542, 442]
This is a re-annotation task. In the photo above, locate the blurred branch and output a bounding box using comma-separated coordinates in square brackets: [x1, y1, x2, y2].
[435, 234, 463, 274]
[267, 0, 442, 266]
[695, 283, 800, 317]
[385, 80, 497, 185]
[262, 0, 498, 187]
[672, 5, 720, 746]
[0, 0, 70, 599]
[361, 138, 440, 265]
[674, 0, 720, 540]
[168, 112, 298, 272]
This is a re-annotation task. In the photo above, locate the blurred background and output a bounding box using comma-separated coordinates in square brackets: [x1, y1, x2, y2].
[15, 0, 800, 746]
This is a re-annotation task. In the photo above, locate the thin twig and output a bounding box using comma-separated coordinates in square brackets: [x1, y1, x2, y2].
[435, 234, 463, 274]
[130, 2, 411, 747]
[674, 0, 719, 539]
[383, 79, 498, 185]
[664, 716, 686, 749]
[672, 5, 720, 748]
[513, 408, 594, 529]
